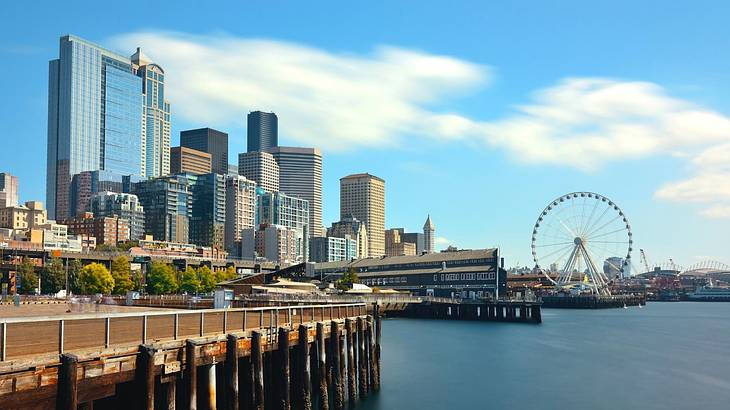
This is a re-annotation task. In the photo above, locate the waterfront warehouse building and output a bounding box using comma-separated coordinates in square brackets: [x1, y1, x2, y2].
[314, 248, 507, 298]
[180, 127, 229, 175]
[268, 146, 323, 238]
[238, 151, 280, 193]
[247, 111, 278, 152]
[170, 146, 213, 175]
[340, 173, 385, 257]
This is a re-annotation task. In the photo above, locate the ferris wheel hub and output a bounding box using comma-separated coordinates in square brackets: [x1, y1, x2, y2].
[574, 237, 583, 245]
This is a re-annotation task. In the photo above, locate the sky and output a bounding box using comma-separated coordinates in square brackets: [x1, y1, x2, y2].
[1, 0, 729, 270]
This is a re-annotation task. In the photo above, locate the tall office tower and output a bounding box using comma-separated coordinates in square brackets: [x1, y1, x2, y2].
[132, 175, 192, 243]
[224, 175, 257, 255]
[257, 192, 309, 261]
[91, 191, 146, 240]
[0, 173, 19, 207]
[340, 173, 385, 257]
[327, 215, 368, 259]
[184, 173, 226, 249]
[238, 151, 279, 193]
[268, 147, 323, 237]
[180, 128, 229, 175]
[423, 215, 435, 253]
[170, 146, 212, 175]
[131, 48, 171, 178]
[247, 111, 278, 152]
[47, 35, 144, 219]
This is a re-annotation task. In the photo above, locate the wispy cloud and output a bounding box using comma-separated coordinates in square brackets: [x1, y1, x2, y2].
[111, 32, 730, 217]
[435, 237, 452, 246]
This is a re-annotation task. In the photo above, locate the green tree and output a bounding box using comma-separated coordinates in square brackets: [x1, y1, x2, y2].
[197, 265, 216, 293]
[146, 262, 178, 295]
[67, 259, 83, 294]
[110, 256, 134, 295]
[16, 257, 38, 295]
[78, 263, 115, 294]
[336, 268, 359, 291]
[179, 267, 201, 294]
[41, 257, 66, 294]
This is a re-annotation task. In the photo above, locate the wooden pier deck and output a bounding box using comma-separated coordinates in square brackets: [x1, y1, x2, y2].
[0, 303, 380, 409]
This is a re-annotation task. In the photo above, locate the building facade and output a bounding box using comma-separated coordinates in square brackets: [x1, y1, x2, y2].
[61, 212, 130, 245]
[131, 48, 171, 178]
[257, 191, 309, 261]
[340, 173, 385, 257]
[47, 35, 144, 219]
[185, 173, 226, 250]
[423, 215, 435, 253]
[268, 147, 323, 237]
[327, 215, 368, 259]
[170, 146, 212, 175]
[238, 151, 280, 193]
[69, 170, 137, 217]
[0, 173, 19, 208]
[132, 175, 192, 243]
[310, 236, 357, 263]
[180, 127, 229, 175]
[247, 111, 278, 152]
[91, 191, 146, 240]
[401, 232, 424, 255]
[385, 228, 417, 257]
[225, 175, 257, 255]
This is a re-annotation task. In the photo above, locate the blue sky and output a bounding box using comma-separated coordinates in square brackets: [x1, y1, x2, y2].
[2, 1, 729, 269]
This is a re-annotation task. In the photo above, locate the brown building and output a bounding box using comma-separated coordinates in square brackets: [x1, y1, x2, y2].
[61, 212, 130, 245]
[170, 146, 213, 175]
[340, 173, 385, 257]
[385, 228, 416, 257]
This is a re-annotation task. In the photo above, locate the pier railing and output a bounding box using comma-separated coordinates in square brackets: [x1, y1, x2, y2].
[0, 303, 366, 362]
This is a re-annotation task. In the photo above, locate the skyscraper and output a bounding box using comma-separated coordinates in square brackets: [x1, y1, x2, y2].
[424, 215, 435, 253]
[267, 147, 323, 237]
[91, 191, 146, 241]
[225, 175, 257, 255]
[180, 128, 229, 175]
[385, 228, 417, 257]
[327, 216, 368, 259]
[247, 111, 278, 152]
[257, 191, 309, 261]
[0, 173, 19, 208]
[47, 35, 144, 219]
[132, 48, 171, 178]
[170, 146, 212, 175]
[186, 173, 226, 249]
[238, 151, 280, 193]
[132, 174, 192, 243]
[340, 173, 385, 257]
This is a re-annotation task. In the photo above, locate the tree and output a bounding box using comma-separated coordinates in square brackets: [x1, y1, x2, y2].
[179, 267, 201, 294]
[16, 257, 38, 295]
[197, 265, 217, 293]
[110, 256, 134, 295]
[336, 268, 359, 291]
[77, 263, 115, 295]
[146, 262, 178, 295]
[41, 257, 66, 294]
[67, 259, 83, 294]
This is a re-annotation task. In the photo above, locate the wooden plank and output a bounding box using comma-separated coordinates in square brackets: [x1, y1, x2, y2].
[64, 319, 106, 351]
[146, 315, 175, 342]
[108, 317, 143, 346]
[5, 321, 58, 360]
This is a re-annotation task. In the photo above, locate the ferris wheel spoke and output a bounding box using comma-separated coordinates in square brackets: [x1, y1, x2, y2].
[580, 196, 601, 237]
[587, 226, 626, 241]
[582, 204, 610, 238]
[588, 240, 628, 245]
[585, 214, 622, 239]
[540, 243, 576, 262]
[535, 241, 575, 248]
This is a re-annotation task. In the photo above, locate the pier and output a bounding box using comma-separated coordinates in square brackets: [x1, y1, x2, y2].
[388, 300, 542, 324]
[0, 303, 381, 409]
[541, 294, 646, 309]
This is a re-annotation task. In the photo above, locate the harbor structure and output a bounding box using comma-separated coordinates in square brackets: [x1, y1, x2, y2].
[340, 173, 385, 257]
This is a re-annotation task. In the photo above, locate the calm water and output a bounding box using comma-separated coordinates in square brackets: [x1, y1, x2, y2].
[359, 303, 730, 410]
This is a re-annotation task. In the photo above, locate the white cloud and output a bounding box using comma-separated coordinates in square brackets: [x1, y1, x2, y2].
[435, 237, 452, 246]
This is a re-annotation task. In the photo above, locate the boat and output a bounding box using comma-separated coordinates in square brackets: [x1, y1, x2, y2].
[687, 280, 730, 302]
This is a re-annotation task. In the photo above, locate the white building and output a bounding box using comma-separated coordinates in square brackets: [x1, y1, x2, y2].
[238, 151, 279, 193]
[225, 175, 257, 255]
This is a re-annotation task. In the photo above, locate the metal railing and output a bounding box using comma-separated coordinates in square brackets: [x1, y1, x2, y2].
[0, 302, 366, 362]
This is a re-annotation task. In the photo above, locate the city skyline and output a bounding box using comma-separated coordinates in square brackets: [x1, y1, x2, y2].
[3, 1, 730, 267]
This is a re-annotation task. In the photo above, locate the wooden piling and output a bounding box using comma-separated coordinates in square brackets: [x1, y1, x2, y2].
[298, 325, 312, 410]
[374, 307, 382, 392]
[58, 353, 79, 410]
[139, 345, 156, 410]
[330, 321, 344, 410]
[252, 331, 265, 410]
[345, 319, 357, 403]
[226, 334, 239, 410]
[205, 363, 217, 410]
[366, 317, 375, 393]
[186, 340, 198, 410]
[356, 317, 368, 399]
[164, 380, 176, 410]
[277, 327, 291, 410]
[316, 322, 329, 410]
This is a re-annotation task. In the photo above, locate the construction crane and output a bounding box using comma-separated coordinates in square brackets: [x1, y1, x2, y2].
[639, 249, 651, 274]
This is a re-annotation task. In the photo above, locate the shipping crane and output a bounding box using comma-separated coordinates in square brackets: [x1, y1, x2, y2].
[639, 249, 651, 274]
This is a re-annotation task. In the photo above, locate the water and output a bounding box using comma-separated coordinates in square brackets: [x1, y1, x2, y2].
[359, 302, 730, 410]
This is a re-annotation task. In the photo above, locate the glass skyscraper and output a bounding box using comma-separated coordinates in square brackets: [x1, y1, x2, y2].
[247, 111, 278, 152]
[47, 35, 143, 219]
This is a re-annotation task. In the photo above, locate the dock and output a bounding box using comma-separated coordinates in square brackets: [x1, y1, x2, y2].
[541, 294, 646, 309]
[0, 303, 381, 409]
[388, 299, 542, 324]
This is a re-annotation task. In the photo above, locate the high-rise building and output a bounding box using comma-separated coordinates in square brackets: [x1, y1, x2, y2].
[238, 151, 280, 193]
[227, 164, 239, 176]
[247, 111, 278, 152]
[69, 170, 137, 217]
[423, 215, 435, 253]
[385, 228, 417, 257]
[47, 35, 144, 219]
[60, 212, 130, 246]
[340, 173, 385, 257]
[131, 48, 171, 178]
[310, 236, 357, 263]
[91, 191, 146, 240]
[257, 191, 309, 261]
[132, 175, 192, 243]
[327, 216, 368, 259]
[170, 146, 212, 175]
[241, 224, 297, 264]
[180, 128, 229, 175]
[401, 231, 425, 255]
[225, 175, 257, 255]
[267, 147, 323, 237]
[0, 173, 19, 208]
[185, 173, 226, 250]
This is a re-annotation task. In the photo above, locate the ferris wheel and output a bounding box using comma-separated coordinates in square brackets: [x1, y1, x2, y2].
[531, 192, 633, 296]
